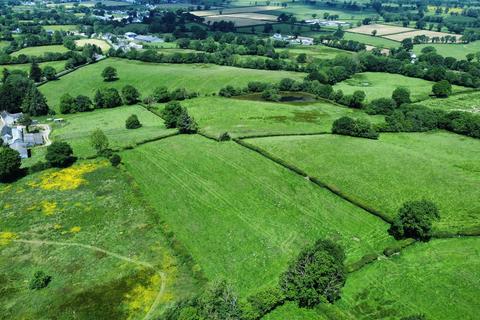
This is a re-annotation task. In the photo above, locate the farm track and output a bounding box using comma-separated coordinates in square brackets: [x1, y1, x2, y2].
[12, 238, 166, 320]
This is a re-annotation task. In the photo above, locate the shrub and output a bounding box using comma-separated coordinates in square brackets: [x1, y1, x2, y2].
[74, 95, 93, 112]
[332, 116, 379, 139]
[366, 97, 396, 115]
[28, 161, 50, 174]
[109, 154, 121, 167]
[90, 129, 109, 155]
[59, 93, 75, 114]
[349, 90, 366, 108]
[280, 239, 346, 307]
[121, 85, 140, 105]
[389, 200, 440, 241]
[125, 114, 142, 129]
[218, 132, 231, 141]
[29, 271, 51, 290]
[401, 314, 427, 320]
[384, 105, 440, 132]
[243, 287, 285, 320]
[261, 88, 281, 102]
[43, 66, 57, 81]
[101, 66, 118, 81]
[162, 101, 183, 128]
[392, 87, 411, 106]
[45, 141, 75, 168]
[153, 86, 170, 102]
[432, 80, 452, 98]
[0, 146, 22, 182]
[177, 109, 198, 134]
[219, 85, 241, 97]
[247, 81, 268, 92]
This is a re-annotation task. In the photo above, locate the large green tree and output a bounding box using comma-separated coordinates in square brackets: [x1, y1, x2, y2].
[0, 146, 22, 182]
[90, 129, 109, 155]
[45, 142, 75, 168]
[21, 86, 49, 116]
[29, 61, 42, 82]
[389, 200, 440, 240]
[101, 66, 118, 81]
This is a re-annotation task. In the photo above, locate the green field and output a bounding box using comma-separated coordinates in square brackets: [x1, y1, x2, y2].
[338, 238, 480, 319]
[168, 96, 384, 138]
[51, 105, 174, 158]
[0, 60, 66, 75]
[413, 91, 480, 112]
[248, 132, 480, 233]
[413, 41, 480, 60]
[39, 58, 307, 110]
[75, 39, 111, 52]
[11, 45, 69, 57]
[343, 32, 400, 49]
[276, 45, 352, 61]
[0, 162, 197, 318]
[42, 25, 78, 32]
[283, 4, 378, 22]
[333, 72, 468, 102]
[121, 135, 396, 296]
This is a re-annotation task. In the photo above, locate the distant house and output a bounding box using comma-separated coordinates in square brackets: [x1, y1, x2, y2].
[1, 111, 44, 159]
[271, 34, 314, 46]
[124, 32, 137, 39]
[295, 36, 314, 46]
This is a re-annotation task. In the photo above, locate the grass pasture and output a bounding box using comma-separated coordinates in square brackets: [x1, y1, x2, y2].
[0, 162, 197, 318]
[413, 41, 480, 60]
[11, 45, 69, 57]
[51, 105, 174, 158]
[168, 96, 384, 138]
[343, 32, 400, 48]
[347, 24, 412, 36]
[333, 72, 468, 102]
[75, 39, 111, 52]
[276, 45, 352, 61]
[39, 58, 306, 110]
[247, 132, 480, 233]
[0, 60, 66, 75]
[412, 91, 480, 112]
[338, 238, 480, 319]
[121, 135, 396, 296]
[42, 25, 78, 32]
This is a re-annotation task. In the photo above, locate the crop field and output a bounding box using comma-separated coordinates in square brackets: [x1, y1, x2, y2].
[333, 72, 468, 102]
[167, 96, 384, 138]
[0, 162, 197, 318]
[337, 238, 480, 319]
[121, 135, 396, 296]
[347, 24, 412, 36]
[191, 6, 281, 17]
[39, 58, 306, 109]
[384, 29, 462, 42]
[203, 14, 278, 27]
[413, 91, 480, 112]
[50, 105, 174, 157]
[413, 41, 480, 59]
[276, 45, 352, 61]
[0, 60, 66, 75]
[282, 4, 378, 22]
[343, 32, 400, 48]
[42, 25, 78, 32]
[74, 39, 111, 52]
[247, 132, 480, 233]
[10, 45, 69, 57]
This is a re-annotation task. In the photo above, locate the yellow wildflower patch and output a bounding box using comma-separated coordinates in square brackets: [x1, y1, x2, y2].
[41, 200, 57, 216]
[125, 273, 162, 316]
[0, 231, 17, 245]
[3, 203, 12, 209]
[29, 163, 101, 191]
[70, 226, 81, 233]
[53, 224, 62, 230]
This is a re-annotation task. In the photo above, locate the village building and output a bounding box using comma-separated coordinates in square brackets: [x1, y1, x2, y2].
[1, 111, 44, 159]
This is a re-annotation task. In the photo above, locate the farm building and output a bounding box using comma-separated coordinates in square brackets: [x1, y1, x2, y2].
[134, 35, 164, 43]
[1, 111, 44, 158]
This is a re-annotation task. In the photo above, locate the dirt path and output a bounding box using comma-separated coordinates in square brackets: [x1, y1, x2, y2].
[13, 239, 166, 320]
[37, 124, 52, 146]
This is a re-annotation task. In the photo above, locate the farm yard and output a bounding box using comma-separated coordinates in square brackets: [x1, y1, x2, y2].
[1, 1, 480, 318]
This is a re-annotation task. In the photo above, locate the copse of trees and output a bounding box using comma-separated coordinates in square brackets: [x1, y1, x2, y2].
[0, 72, 49, 115]
[161, 101, 197, 133]
[392, 87, 411, 107]
[94, 88, 123, 108]
[432, 80, 452, 97]
[280, 239, 346, 307]
[121, 85, 140, 105]
[60, 93, 94, 114]
[389, 200, 440, 241]
[150, 86, 198, 103]
[332, 116, 379, 139]
[365, 97, 397, 115]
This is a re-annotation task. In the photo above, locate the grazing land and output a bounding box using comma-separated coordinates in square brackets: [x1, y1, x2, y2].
[0, 60, 66, 74]
[347, 24, 412, 36]
[74, 39, 111, 52]
[10, 45, 69, 57]
[384, 29, 461, 42]
[169, 96, 384, 138]
[0, 162, 197, 318]
[203, 14, 277, 27]
[413, 41, 480, 59]
[121, 135, 396, 296]
[247, 132, 480, 233]
[276, 45, 352, 61]
[333, 72, 468, 101]
[50, 105, 174, 157]
[338, 238, 480, 319]
[412, 91, 480, 113]
[343, 32, 400, 48]
[39, 58, 306, 109]
[42, 25, 78, 32]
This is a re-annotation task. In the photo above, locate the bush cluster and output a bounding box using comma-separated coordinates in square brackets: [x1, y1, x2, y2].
[332, 116, 379, 139]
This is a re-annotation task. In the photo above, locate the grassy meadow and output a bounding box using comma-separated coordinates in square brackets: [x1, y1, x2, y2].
[413, 41, 480, 60]
[74, 39, 111, 52]
[51, 105, 175, 157]
[42, 25, 78, 32]
[167, 96, 384, 138]
[412, 91, 480, 112]
[39, 58, 306, 109]
[276, 45, 352, 61]
[11, 45, 69, 57]
[343, 32, 400, 48]
[0, 162, 198, 318]
[121, 135, 396, 296]
[248, 132, 480, 233]
[333, 72, 469, 102]
[0, 60, 66, 75]
[337, 238, 480, 319]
